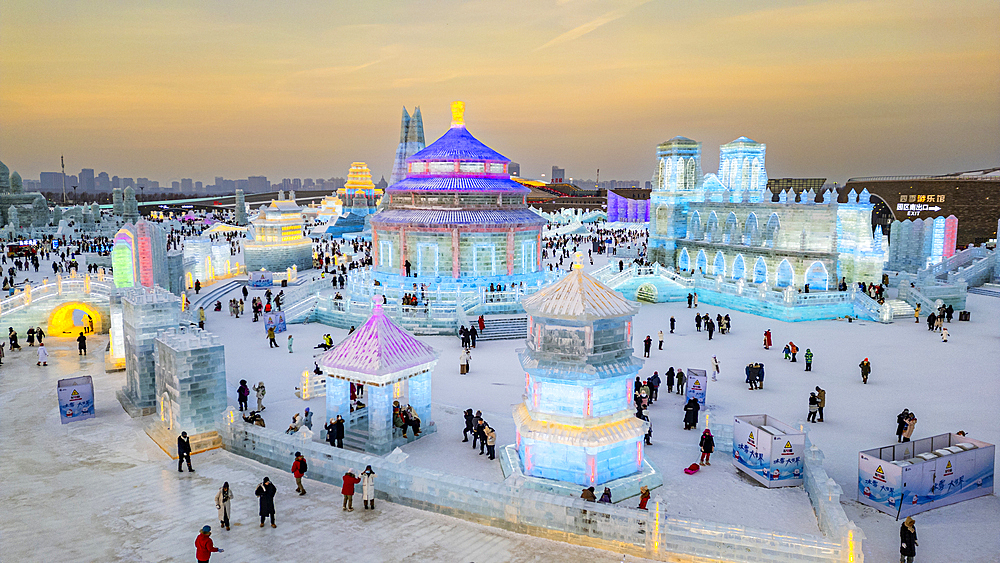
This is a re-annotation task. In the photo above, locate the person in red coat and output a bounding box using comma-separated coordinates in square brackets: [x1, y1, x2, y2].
[763, 329, 772, 350]
[637, 486, 651, 510]
[195, 526, 222, 562]
[292, 452, 308, 495]
[342, 469, 361, 511]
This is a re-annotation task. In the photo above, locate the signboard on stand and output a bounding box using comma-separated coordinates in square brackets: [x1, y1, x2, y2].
[685, 368, 708, 406]
[264, 311, 287, 334]
[58, 376, 95, 424]
[249, 271, 273, 288]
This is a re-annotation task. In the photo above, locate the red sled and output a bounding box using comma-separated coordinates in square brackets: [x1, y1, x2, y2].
[684, 463, 700, 475]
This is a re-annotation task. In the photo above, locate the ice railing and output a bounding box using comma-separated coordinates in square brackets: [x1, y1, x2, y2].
[897, 279, 967, 311]
[917, 246, 988, 279]
[218, 416, 861, 563]
[0, 274, 114, 318]
[945, 251, 995, 287]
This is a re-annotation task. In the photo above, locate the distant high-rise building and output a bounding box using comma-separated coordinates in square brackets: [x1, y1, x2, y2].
[389, 106, 426, 185]
[97, 172, 110, 191]
[122, 178, 135, 189]
[222, 179, 236, 193]
[195, 181, 203, 191]
[551, 166, 565, 184]
[236, 179, 249, 191]
[171, 181, 180, 191]
[40, 172, 62, 192]
[508, 162, 520, 177]
[215, 177, 224, 190]
[112, 175, 121, 189]
[181, 178, 193, 192]
[292, 178, 302, 190]
[137, 177, 150, 189]
[247, 176, 268, 193]
[149, 180, 160, 190]
[303, 178, 315, 188]
[79, 168, 95, 192]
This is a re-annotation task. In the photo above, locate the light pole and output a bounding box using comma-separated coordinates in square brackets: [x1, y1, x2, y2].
[139, 186, 145, 215]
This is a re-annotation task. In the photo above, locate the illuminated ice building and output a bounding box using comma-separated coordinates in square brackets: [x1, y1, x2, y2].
[647, 136, 886, 288]
[244, 198, 313, 272]
[370, 102, 546, 290]
[502, 260, 662, 498]
[389, 106, 426, 186]
[338, 162, 383, 217]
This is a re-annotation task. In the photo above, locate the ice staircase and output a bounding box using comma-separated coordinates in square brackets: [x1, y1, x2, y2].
[885, 299, 916, 319]
[969, 283, 1000, 298]
[477, 315, 527, 341]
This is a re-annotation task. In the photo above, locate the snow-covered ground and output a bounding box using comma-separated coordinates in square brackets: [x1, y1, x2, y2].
[198, 246, 1000, 562]
[0, 335, 660, 563]
[9, 244, 998, 561]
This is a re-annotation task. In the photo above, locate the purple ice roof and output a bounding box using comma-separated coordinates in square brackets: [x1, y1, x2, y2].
[408, 125, 508, 162]
[386, 176, 529, 194]
[317, 302, 440, 382]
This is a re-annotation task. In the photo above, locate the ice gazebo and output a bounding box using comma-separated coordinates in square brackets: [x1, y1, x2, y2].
[501, 259, 663, 499]
[317, 301, 440, 454]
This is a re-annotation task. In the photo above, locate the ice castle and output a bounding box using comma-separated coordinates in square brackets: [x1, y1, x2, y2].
[647, 136, 887, 288]
[371, 102, 547, 287]
[337, 162, 382, 217]
[505, 258, 661, 497]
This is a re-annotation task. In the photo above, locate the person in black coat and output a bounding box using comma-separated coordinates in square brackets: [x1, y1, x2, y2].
[643, 335, 652, 357]
[895, 409, 911, 443]
[683, 398, 700, 430]
[255, 477, 277, 528]
[325, 415, 345, 448]
[648, 372, 661, 401]
[666, 368, 675, 393]
[462, 409, 475, 442]
[699, 429, 715, 465]
[177, 432, 194, 472]
[899, 517, 917, 562]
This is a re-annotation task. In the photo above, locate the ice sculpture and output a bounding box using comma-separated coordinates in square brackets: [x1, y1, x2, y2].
[649, 135, 886, 287]
[506, 258, 662, 497]
[338, 162, 382, 216]
[116, 287, 181, 417]
[144, 327, 227, 456]
[371, 102, 546, 286]
[389, 106, 426, 186]
[317, 300, 440, 454]
[244, 198, 313, 273]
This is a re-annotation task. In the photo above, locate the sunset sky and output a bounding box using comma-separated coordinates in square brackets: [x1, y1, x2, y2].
[2, 0, 998, 185]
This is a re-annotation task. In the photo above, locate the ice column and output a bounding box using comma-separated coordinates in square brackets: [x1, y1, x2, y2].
[408, 370, 432, 428]
[325, 378, 351, 424]
[367, 384, 394, 453]
[118, 287, 181, 416]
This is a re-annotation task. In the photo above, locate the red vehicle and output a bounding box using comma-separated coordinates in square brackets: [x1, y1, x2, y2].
[6, 242, 38, 258]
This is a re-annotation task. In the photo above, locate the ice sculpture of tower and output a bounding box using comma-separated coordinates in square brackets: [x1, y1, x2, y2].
[337, 162, 383, 216]
[389, 106, 426, 186]
[718, 137, 768, 202]
[123, 186, 139, 223]
[116, 287, 181, 417]
[318, 301, 440, 454]
[371, 101, 546, 287]
[234, 189, 248, 226]
[648, 136, 703, 265]
[509, 259, 661, 496]
[112, 187, 124, 216]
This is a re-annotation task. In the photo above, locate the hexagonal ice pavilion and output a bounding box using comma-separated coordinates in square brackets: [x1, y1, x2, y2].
[505, 260, 662, 497]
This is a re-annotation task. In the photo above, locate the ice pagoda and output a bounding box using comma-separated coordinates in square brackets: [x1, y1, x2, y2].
[371, 101, 546, 286]
[503, 257, 662, 497]
[317, 301, 440, 454]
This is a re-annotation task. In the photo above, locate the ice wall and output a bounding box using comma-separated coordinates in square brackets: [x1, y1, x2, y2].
[154, 328, 226, 435]
[119, 287, 181, 415]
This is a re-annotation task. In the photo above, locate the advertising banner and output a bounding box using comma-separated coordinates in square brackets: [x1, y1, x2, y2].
[733, 414, 805, 487]
[264, 311, 287, 335]
[249, 271, 273, 288]
[58, 376, 95, 424]
[685, 368, 708, 407]
[858, 434, 995, 518]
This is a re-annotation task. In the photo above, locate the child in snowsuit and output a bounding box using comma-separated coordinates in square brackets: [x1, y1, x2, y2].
[699, 429, 714, 465]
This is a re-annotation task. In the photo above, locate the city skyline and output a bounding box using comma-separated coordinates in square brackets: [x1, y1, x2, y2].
[2, 1, 998, 184]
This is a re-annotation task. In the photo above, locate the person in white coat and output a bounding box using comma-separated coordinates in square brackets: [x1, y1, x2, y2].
[253, 381, 266, 411]
[711, 356, 720, 381]
[459, 348, 471, 375]
[941, 327, 949, 343]
[361, 465, 377, 510]
[215, 482, 234, 530]
[36, 342, 48, 366]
